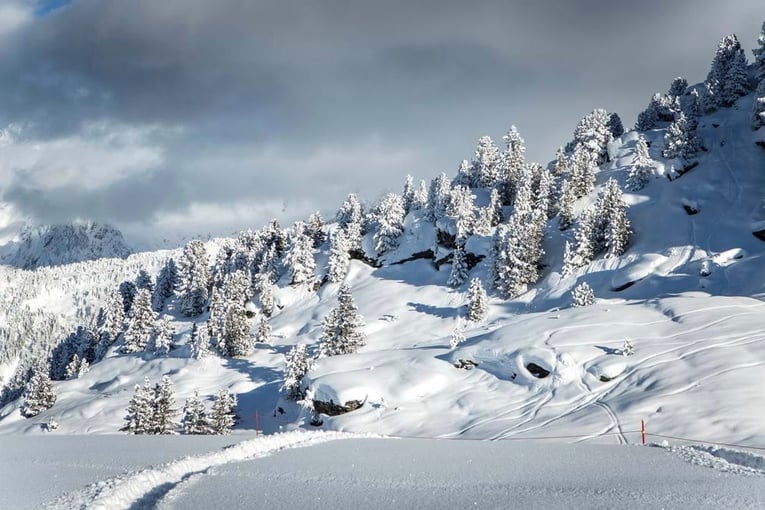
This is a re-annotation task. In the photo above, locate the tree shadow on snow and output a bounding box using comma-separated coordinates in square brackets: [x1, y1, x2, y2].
[594, 345, 622, 356]
[222, 357, 285, 434]
[407, 301, 459, 319]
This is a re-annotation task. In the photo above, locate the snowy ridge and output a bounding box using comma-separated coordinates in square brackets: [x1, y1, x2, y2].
[48, 430, 361, 510]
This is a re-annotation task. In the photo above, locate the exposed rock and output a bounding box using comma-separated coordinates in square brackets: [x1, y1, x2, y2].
[312, 398, 364, 416]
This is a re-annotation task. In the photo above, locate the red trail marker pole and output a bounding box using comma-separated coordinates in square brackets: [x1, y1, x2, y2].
[641, 419, 646, 445]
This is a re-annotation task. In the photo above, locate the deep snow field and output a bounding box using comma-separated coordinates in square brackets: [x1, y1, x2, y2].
[1, 73, 765, 508]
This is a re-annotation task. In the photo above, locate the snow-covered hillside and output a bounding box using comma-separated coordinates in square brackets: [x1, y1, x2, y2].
[1, 31, 765, 461]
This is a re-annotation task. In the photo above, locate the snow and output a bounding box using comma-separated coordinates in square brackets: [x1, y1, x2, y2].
[3, 434, 761, 509]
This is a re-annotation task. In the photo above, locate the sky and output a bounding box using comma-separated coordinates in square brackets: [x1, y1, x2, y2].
[0, 0, 762, 248]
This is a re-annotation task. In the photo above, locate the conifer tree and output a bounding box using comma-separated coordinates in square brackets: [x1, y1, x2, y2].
[706, 34, 750, 108]
[635, 95, 660, 131]
[123, 378, 154, 434]
[668, 76, 688, 98]
[336, 193, 364, 251]
[96, 292, 125, 358]
[472, 135, 500, 187]
[119, 280, 137, 315]
[599, 179, 631, 258]
[178, 240, 210, 317]
[558, 180, 576, 231]
[753, 79, 765, 130]
[20, 366, 56, 417]
[306, 211, 327, 248]
[255, 315, 272, 343]
[684, 89, 701, 118]
[254, 274, 275, 317]
[64, 354, 83, 380]
[285, 222, 316, 286]
[626, 135, 654, 191]
[499, 126, 526, 204]
[563, 210, 597, 275]
[551, 147, 569, 177]
[150, 317, 174, 356]
[534, 167, 557, 219]
[135, 269, 154, 293]
[569, 144, 597, 198]
[189, 323, 210, 359]
[571, 282, 595, 307]
[122, 289, 156, 353]
[373, 193, 406, 256]
[319, 283, 366, 357]
[448, 243, 470, 287]
[181, 390, 209, 435]
[282, 344, 310, 401]
[152, 258, 178, 312]
[663, 112, 700, 160]
[571, 108, 613, 164]
[426, 173, 451, 222]
[402, 174, 416, 213]
[446, 185, 476, 242]
[413, 179, 428, 211]
[754, 21, 765, 78]
[152, 376, 178, 435]
[222, 304, 252, 357]
[493, 211, 545, 299]
[327, 229, 351, 283]
[608, 112, 624, 139]
[449, 327, 465, 349]
[466, 277, 488, 322]
[209, 389, 238, 434]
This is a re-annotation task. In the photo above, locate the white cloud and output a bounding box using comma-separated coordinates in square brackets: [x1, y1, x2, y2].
[0, 1, 29, 38]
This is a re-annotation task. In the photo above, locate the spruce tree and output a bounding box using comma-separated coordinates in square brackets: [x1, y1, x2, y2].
[181, 390, 209, 435]
[150, 317, 174, 356]
[608, 112, 624, 139]
[123, 378, 154, 434]
[20, 366, 56, 417]
[569, 144, 597, 198]
[122, 289, 156, 353]
[222, 304, 252, 357]
[413, 179, 428, 211]
[209, 389, 238, 435]
[499, 125, 526, 204]
[706, 34, 749, 108]
[448, 243, 470, 287]
[64, 354, 83, 380]
[753, 78, 765, 130]
[571, 282, 596, 307]
[285, 222, 316, 286]
[119, 280, 137, 315]
[534, 167, 557, 219]
[466, 277, 488, 322]
[282, 344, 310, 401]
[426, 173, 451, 222]
[336, 193, 364, 251]
[152, 258, 178, 312]
[663, 112, 700, 160]
[402, 174, 416, 213]
[306, 211, 327, 248]
[571, 108, 613, 164]
[373, 193, 406, 256]
[135, 269, 154, 293]
[254, 274, 275, 317]
[255, 315, 272, 343]
[319, 283, 366, 357]
[446, 185, 476, 242]
[327, 229, 351, 283]
[178, 240, 210, 317]
[152, 376, 178, 435]
[552, 147, 569, 177]
[472, 136, 500, 188]
[600, 179, 631, 258]
[189, 323, 210, 359]
[563, 210, 597, 275]
[754, 21, 765, 78]
[668, 77, 688, 98]
[493, 211, 545, 299]
[626, 135, 654, 191]
[558, 180, 577, 231]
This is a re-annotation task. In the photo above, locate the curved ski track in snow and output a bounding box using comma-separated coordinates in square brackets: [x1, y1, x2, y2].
[47, 431, 359, 510]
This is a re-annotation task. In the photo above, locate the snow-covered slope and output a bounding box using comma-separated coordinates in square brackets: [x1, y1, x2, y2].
[1, 222, 131, 269]
[1, 71, 765, 456]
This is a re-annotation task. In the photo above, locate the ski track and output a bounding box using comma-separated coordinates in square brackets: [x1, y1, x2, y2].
[46, 431, 359, 510]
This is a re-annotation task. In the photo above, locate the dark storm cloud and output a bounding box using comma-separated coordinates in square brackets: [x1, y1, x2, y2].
[0, 0, 763, 242]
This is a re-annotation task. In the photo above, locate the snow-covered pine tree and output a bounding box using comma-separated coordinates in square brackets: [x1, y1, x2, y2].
[254, 274, 275, 317]
[534, 167, 557, 219]
[600, 180, 631, 258]
[722, 49, 750, 105]
[178, 240, 210, 317]
[222, 304, 252, 357]
[684, 89, 701, 118]
[426, 173, 451, 222]
[663, 112, 700, 160]
[306, 211, 327, 248]
[20, 365, 56, 417]
[285, 222, 316, 286]
[754, 21, 765, 78]
[448, 243, 470, 287]
[123, 378, 154, 434]
[319, 283, 366, 357]
[189, 323, 210, 359]
[493, 211, 545, 299]
[152, 258, 178, 312]
[336, 193, 364, 251]
[472, 135, 500, 188]
[207, 287, 227, 351]
[752, 78, 765, 130]
[181, 390, 209, 435]
[119, 280, 137, 315]
[402, 174, 416, 213]
[571, 108, 612, 164]
[635, 94, 660, 131]
[255, 315, 271, 343]
[96, 291, 126, 358]
[571, 282, 595, 307]
[122, 289, 156, 353]
[626, 135, 654, 191]
[563, 209, 597, 275]
[498, 126, 526, 205]
[282, 344, 310, 401]
[466, 277, 488, 322]
[208, 389, 238, 435]
[135, 269, 154, 294]
[513, 165, 534, 216]
[608, 112, 624, 139]
[64, 354, 83, 380]
[449, 327, 465, 349]
[446, 185, 476, 242]
[149, 316, 174, 356]
[413, 179, 428, 211]
[327, 229, 351, 283]
[668, 76, 688, 98]
[569, 144, 597, 198]
[559, 182, 576, 230]
[552, 147, 569, 177]
[706, 34, 750, 108]
[373, 193, 406, 256]
[152, 376, 178, 434]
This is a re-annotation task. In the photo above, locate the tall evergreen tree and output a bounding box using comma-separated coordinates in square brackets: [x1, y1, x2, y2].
[149, 317, 174, 356]
[336, 193, 364, 251]
[282, 344, 310, 401]
[754, 21, 765, 78]
[663, 112, 700, 160]
[626, 135, 654, 191]
[558, 180, 576, 231]
[753, 78, 765, 130]
[285, 222, 316, 286]
[493, 210, 545, 299]
[178, 240, 210, 317]
[472, 135, 500, 187]
[209, 389, 238, 435]
[402, 174, 416, 213]
[255, 315, 272, 343]
[466, 277, 488, 322]
[152, 258, 178, 312]
[569, 144, 597, 198]
[319, 283, 366, 357]
[189, 323, 210, 359]
[306, 211, 327, 248]
[599, 179, 631, 258]
[222, 304, 252, 357]
[122, 289, 156, 353]
[551, 147, 569, 177]
[135, 269, 154, 293]
[706, 34, 750, 108]
[373, 193, 406, 256]
[448, 243, 470, 287]
[571, 108, 613, 164]
[123, 378, 154, 434]
[152, 376, 178, 435]
[446, 186, 476, 242]
[20, 365, 56, 417]
[254, 274, 275, 317]
[563, 210, 597, 275]
[181, 390, 209, 435]
[327, 229, 351, 283]
[668, 76, 688, 98]
[571, 282, 596, 307]
[426, 173, 451, 222]
[119, 280, 137, 315]
[608, 112, 624, 139]
[499, 126, 526, 205]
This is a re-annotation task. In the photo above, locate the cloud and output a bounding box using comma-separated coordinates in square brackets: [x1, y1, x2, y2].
[0, 0, 763, 246]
